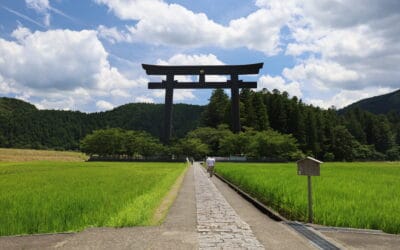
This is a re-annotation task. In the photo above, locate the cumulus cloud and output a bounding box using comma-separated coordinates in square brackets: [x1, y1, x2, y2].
[134, 96, 154, 103]
[306, 87, 396, 109]
[93, 0, 400, 108]
[94, 0, 290, 55]
[0, 27, 141, 111]
[96, 100, 114, 110]
[264, 0, 400, 108]
[282, 59, 361, 91]
[1, 28, 108, 90]
[4, 1, 399, 111]
[258, 75, 302, 98]
[156, 53, 224, 66]
[284, 0, 400, 91]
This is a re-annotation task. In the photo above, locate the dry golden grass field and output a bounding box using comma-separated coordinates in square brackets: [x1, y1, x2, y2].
[0, 148, 88, 162]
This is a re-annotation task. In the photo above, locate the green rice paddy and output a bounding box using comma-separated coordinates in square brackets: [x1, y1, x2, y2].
[0, 161, 186, 236]
[216, 162, 400, 234]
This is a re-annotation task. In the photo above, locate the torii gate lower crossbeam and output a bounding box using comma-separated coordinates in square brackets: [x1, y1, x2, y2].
[142, 63, 263, 144]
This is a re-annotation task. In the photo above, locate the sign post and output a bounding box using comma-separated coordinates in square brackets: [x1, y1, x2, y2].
[297, 156, 323, 223]
[307, 175, 313, 223]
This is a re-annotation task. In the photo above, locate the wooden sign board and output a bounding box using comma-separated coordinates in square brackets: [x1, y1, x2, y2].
[297, 157, 322, 176]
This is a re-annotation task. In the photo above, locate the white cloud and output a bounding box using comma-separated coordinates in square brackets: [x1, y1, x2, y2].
[174, 90, 196, 101]
[283, 60, 361, 91]
[96, 100, 114, 110]
[25, 0, 76, 27]
[11, 26, 32, 41]
[110, 89, 130, 98]
[97, 25, 132, 44]
[284, 0, 400, 93]
[94, 0, 290, 55]
[1, 28, 107, 90]
[306, 87, 396, 109]
[258, 75, 302, 98]
[156, 53, 224, 66]
[134, 96, 154, 103]
[0, 27, 141, 111]
[25, 0, 51, 26]
[250, 0, 400, 108]
[25, 0, 49, 13]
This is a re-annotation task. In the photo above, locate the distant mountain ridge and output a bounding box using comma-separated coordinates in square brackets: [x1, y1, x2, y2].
[341, 89, 400, 114]
[0, 97, 204, 150]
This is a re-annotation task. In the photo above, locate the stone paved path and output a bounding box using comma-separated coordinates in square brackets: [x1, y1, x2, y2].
[194, 163, 265, 249]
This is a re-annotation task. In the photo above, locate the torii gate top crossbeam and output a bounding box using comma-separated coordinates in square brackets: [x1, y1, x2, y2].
[142, 63, 263, 89]
[142, 63, 263, 75]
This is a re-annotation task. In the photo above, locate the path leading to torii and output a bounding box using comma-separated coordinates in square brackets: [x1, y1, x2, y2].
[194, 162, 264, 249]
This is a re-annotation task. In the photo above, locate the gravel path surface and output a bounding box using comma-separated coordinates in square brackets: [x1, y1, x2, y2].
[194, 163, 264, 249]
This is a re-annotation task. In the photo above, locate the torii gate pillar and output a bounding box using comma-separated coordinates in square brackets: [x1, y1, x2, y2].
[230, 74, 241, 133]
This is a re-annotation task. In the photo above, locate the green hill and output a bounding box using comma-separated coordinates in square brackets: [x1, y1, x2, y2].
[340, 89, 400, 115]
[0, 97, 37, 115]
[0, 97, 204, 150]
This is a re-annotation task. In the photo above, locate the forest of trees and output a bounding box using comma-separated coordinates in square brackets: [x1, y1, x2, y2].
[198, 88, 400, 161]
[1, 87, 400, 161]
[0, 98, 203, 150]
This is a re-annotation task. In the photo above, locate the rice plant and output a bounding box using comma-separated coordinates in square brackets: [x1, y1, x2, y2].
[0, 161, 185, 236]
[216, 162, 400, 234]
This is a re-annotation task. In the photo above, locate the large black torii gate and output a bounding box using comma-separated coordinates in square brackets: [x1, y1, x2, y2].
[142, 63, 263, 143]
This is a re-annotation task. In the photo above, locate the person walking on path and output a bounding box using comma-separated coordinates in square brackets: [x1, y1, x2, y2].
[206, 156, 216, 177]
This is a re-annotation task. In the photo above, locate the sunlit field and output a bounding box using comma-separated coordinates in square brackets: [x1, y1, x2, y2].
[0, 161, 185, 236]
[0, 148, 88, 162]
[216, 162, 400, 234]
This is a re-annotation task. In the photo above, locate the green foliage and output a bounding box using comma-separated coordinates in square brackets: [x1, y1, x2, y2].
[80, 128, 164, 158]
[219, 131, 251, 156]
[216, 162, 400, 234]
[0, 162, 185, 236]
[330, 125, 357, 161]
[247, 130, 303, 160]
[0, 98, 203, 150]
[171, 138, 210, 160]
[186, 125, 232, 154]
[217, 129, 303, 160]
[2, 87, 400, 162]
[386, 146, 400, 161]
[201, 89, 230, 127]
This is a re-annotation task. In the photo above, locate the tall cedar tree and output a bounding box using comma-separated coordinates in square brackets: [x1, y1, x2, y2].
[239, 89, 256, 128]
[201, 89, 230, 128]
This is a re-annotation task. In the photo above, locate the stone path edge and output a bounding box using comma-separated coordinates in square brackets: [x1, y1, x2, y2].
[151, 164, 188, 224]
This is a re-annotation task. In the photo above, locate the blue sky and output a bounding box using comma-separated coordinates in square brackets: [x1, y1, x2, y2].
[0, 0, 399, 112]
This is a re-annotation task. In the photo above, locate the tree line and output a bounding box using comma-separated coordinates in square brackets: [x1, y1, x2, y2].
[200, 88, 400, 161]
[1, 88, 400, 162]
[80, 126, 303, 161]
[0, 98, 203, 150]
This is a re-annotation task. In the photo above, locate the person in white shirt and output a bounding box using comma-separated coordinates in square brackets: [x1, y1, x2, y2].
[206, 157, 216, 177]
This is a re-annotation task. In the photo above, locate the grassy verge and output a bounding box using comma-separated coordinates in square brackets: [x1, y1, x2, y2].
[216, 162, 400, 234]
[0, 161, 185, 236]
